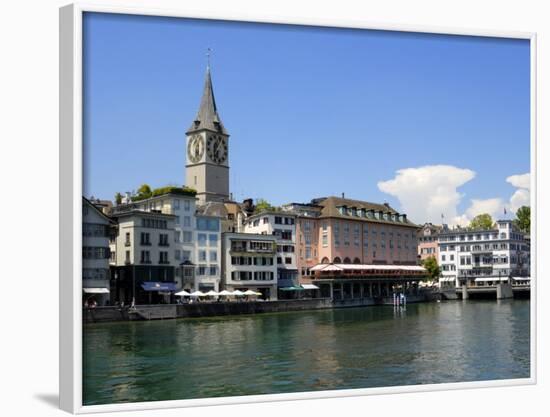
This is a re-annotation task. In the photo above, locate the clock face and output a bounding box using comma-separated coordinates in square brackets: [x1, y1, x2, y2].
[187, 135, 204, 163]
[206, 134, 228, 164]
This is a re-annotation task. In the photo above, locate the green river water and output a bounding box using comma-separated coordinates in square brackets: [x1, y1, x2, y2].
[83, 299, 530, 405]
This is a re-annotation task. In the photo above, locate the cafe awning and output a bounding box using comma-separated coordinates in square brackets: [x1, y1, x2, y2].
[83, 288, 109, 294]
[474, 277, 509, 282]
[512, 277, 530, 281]
[280, 286, 305, 291]
[141, 282, 178, 292]
[301, 284, 319, 290]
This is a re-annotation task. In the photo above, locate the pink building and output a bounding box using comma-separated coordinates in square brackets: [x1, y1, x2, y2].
[286, 197, 422, 296]
[417, 223, 442, 261]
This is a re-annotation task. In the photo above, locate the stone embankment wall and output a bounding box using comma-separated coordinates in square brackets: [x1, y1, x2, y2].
[84, 298, 334, 323]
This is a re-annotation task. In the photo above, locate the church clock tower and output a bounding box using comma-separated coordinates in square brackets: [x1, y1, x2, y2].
[185, 65, 230, 203]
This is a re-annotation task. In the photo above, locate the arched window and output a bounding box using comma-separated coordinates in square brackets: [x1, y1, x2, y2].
[353, 257, 361, 264]
[334, 257, 342, 264]
[321, 257, 330, 264]
[343, 257, 351, 264]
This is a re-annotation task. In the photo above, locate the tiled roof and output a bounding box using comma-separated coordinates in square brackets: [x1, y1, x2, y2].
[315, 196, 417, 227]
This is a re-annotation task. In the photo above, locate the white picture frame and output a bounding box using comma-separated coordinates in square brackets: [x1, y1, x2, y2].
[59, 2, 537, 413]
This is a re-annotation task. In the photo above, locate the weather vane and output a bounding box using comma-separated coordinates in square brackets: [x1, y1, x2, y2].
[206, 47, 213, 69]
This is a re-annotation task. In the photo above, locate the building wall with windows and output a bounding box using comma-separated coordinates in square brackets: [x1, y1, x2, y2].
[418, 223, 442, 261]
[315, 197, 418, 263]
[438, 220, 530, 288]
[112, 192, 198, 292]
[243, 212, 297, 287]
[109, 210, 177, 304]
[193, 214, 222, 292]
[83, 197, 113, 305]
[295, 216, 321, 283]
[221, 232, 278, 300]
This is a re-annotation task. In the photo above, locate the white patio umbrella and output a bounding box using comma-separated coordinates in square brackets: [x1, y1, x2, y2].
[206, 290, 219, 297]
[243, 290, 258, 296]
[175, 290, 191, 297]
[218, 290, 233, 296]
[233, 290, 245, 296]
[190, 290, 206, 297]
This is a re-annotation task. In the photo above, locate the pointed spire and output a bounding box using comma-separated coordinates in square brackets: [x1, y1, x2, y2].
[187, 62, 228, 135]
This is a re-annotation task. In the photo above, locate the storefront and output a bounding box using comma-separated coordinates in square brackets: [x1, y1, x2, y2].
[82, 287, 110, 307]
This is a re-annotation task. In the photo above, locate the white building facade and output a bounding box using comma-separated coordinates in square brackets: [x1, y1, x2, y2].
[109, 209, 178, 304]
[221, 232, 278, 300]
[82, 197, 113, 306]
[243, 211, 298, 288]
[114, 192, 198, 291]
[193, 213, 222, 292]
[438, 220, 530, 289]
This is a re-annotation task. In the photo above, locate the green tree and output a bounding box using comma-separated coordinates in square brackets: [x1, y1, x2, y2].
[469, 213, 494, 230]
[514, 206, 530, 234]
[255, 198, 276, 213]
[421, 256, 441, 282]
[137, 184, 152, 198]
[114, 192, 122, 205]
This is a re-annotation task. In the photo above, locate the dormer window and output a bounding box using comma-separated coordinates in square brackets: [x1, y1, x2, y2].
[351, 207, 357, 216]
[338, 206, 346, 215]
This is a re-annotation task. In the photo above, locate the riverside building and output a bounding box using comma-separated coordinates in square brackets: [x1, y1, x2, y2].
[82, 197, 115, 306]
[109, 209, 178, 304]
[438, 219, 530, 289]
[417, 223, 443, 261]
[291, 196, 424, 301]
[243, 211, 298, 288]
[193, 202, 223, 292]
[111, 190, 199, 292]
[221, 232, 278, 300]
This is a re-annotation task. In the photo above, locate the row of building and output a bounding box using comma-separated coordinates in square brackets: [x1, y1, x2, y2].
[83, 190, 424, 305]
[418, 221, 530, 289]
[82, 64, 529, 306]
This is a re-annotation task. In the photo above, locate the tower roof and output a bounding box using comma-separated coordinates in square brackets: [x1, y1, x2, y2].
[187, 66, 228, 135]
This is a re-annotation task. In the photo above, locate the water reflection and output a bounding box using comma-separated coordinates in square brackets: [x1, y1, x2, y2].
[83, 300, 530, 405]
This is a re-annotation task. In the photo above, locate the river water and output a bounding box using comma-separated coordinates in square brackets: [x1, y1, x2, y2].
[83, 300, 530, 405]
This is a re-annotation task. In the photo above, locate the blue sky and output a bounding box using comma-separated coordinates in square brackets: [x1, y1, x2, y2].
[83, 12, 530, 224]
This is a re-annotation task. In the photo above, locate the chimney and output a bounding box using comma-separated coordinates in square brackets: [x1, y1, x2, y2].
[341, 192, 345, 199]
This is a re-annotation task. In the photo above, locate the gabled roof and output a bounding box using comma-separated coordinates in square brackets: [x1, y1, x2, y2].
[187, 67, 228, 135]
[82, 196, 116, 224]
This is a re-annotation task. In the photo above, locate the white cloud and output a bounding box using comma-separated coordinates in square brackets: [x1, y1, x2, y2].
[378, 167, 530, 227]
[506, 173, 530, 190]
[509, 188, 530, 212]
[506, 173, 530, 212]
[453, 198, 504, 226]
[377, 165, 475, 224]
